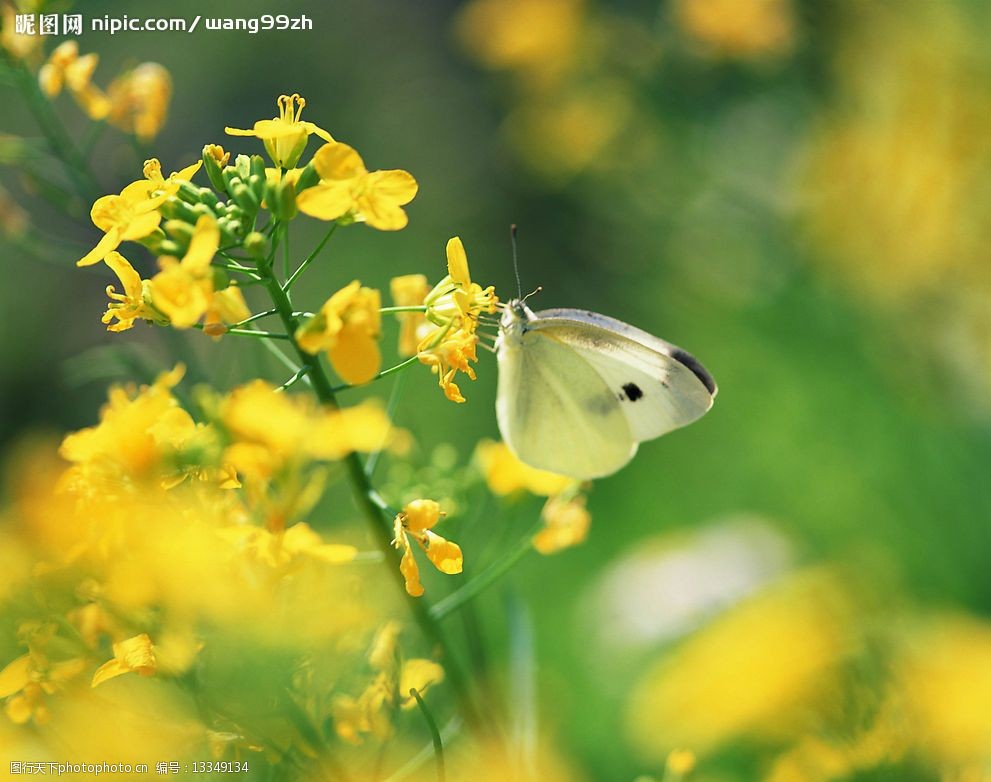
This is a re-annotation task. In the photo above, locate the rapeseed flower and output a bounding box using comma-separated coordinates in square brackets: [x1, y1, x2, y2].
[38, 41, 110, 119]
[295, 141, 418, 230]
[226, 93, 333, 168]
[296, 280, 382, 384]
[101, 251, 168, 332]
[106, 63, 172, 141]
[91, 634, 157, 687]
[77, 158, 201, 267]
[392, 499, 462, 597]
[389, 273, 430, 356]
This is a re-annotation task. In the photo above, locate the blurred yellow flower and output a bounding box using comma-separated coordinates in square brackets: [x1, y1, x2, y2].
[390, 273, 430, 356]
[534, 495, 591, 554]
[897, 613, 991, 765]
[223, 522, 358, 570]
[0, 653, 87, 725]
[627, 570, 854, 758]
[77, 158, 201, 267]
[1, 6, 41, 60]
[296, 280, 382, 384]
[38, 41, 110, 120]
[226, 93, 333, 168]
[59, 365, 189, 487]
[393, 499, 463, 597]
[101, 251, 167, 332]
[476, 439, 573, 496]
[666, 749, 697, 776]
[106, 62, 172, 141]
[332, 622, 445, 743]
[455, 0, 583, 85]
[674, 0, 795, 59]
[295, 141, 418, 230]
[91, 634, 157, 687]
[801, 3, 991, 300]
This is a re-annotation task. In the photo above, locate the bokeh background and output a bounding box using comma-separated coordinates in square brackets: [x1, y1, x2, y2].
[4, 0, 991, 779]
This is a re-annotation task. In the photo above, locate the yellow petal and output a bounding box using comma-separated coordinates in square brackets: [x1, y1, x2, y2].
[366, 169, 418, 206]
[421, 531, 463, 575]
[78, 228, 121, 267]
[182, 215, 220, 271]
[91, 659, 129, 687]
[476, 440, 574, 496]
[119, 209, 163, 241]
[399, 543, 424, 597]
[327, 329, 381, 385]
[399, 659, 445, 709]
[296, 182, 355, 221]
[358, 194, 410, 231]
[0, 654, 32, 697]
[113, 633, 157, 675]
[402, 499, 442, 532]
[446, 237, 470, 287]
[104, 251, 143, 299]
[312, 142, 367, 181]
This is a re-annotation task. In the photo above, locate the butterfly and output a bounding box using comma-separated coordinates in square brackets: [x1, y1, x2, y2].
[495, 299, 717, 480]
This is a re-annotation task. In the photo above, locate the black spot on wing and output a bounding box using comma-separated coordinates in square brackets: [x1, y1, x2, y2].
[671, 349, 717, 395]
[621, 382, 643, 401]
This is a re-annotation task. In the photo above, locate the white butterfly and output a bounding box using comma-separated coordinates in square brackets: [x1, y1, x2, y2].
[495, 299, 717, 480]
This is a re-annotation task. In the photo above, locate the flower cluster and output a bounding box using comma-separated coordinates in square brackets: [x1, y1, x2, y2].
[36, 40, 171, 137]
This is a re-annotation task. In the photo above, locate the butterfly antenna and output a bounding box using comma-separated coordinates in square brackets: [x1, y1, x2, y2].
[510, 224, 523, 299]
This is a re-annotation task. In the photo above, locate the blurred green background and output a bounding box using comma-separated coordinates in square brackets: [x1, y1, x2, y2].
[4, 0, 991, 779]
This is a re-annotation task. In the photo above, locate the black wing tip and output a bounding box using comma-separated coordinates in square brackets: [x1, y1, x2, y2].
[672, 348, 718, 396]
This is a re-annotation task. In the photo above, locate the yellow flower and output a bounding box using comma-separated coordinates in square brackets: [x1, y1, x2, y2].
[534, 495, 591, 554]
[59, 365, 189, 487]
[455, 0, 583, 83]
[0, 653, 87, 725]
[221, 522, 357, 569]
[295, 141, 418, 230]
[393, 499, 463, 597]
[415, 237, 499, 403]
[38, 41, 110, 119]
[390, 273, 430, 356]
[476, 439, 574, 496]
[106, 63, 172, 141]
[77, 158, 202, 267]
[225, 93, 333, 168]
[666, 749, 697, 777]
[626, 570, 853, 758]
[101, 251, 168, 332]
[296, 281, 382, 384]
[1, 6, 41, 60]
[674, 0, 795, 59]
[91, 634, 157, 687]
[148, 215, 220, 328]
[416, 327, 478, 404]
[331, 622, 445, 743]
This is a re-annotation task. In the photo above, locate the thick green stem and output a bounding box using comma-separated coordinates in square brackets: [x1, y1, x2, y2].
[257, 251, 484, 733]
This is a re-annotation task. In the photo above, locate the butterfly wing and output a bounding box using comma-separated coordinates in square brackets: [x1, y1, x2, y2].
[496, 324, 638, 480]
[528, 308, 716, 443]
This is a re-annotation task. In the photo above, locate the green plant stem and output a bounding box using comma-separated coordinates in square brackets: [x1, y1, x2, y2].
[429, 533, 535, 621]
[380, 305, 428, 314]
[256, 244, 484, 733]
[409, 689, 446, 782]
[4, 53, 100, 201]
[192, 325, 289, 340]
[328, 355, 419, 393]
[283, 223, 337, 291]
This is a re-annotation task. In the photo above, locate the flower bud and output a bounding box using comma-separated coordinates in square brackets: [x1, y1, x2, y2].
[202, 144, 229, 192]
[243, 232, 269, 260]
[267, 178, 297, 221]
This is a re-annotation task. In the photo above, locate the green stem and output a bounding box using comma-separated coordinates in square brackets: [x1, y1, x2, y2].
[328, 355, 419, 393]
[192, 325, 289, 340]
[429, 533, 535, 621]
[365, 369, 409, 480]
[409, 689, 446, 782]
[3, 52, 100, 201]
[256, 235, 483, 733]
[380, 305, 428, 314]
[278, 365, 311, 391]
[283, 223, 337, 292]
